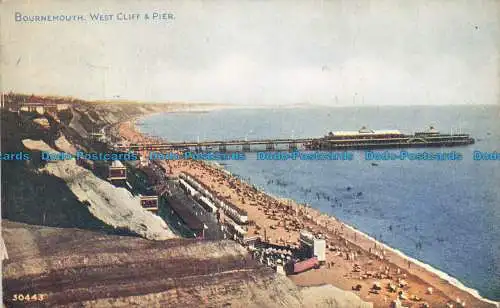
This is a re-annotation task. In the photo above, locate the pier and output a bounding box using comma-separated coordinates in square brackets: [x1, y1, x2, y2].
[112, 127, 475, 153]
[114, 138, 313, 152]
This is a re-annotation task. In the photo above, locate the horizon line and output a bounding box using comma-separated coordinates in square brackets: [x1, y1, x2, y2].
[2, 92, 498, 107]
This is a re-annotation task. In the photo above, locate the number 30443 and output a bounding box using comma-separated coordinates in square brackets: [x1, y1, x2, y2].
[12, 293, 47, 301]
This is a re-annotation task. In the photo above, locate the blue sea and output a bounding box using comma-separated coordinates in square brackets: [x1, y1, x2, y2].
[138, 105, 500, 301]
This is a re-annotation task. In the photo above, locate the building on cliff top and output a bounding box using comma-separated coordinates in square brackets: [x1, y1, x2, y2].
[108, 160, 127, 181]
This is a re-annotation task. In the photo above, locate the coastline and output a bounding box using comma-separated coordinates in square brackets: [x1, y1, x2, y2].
[245, 178, 498, 306]
[125, 109, 498, 308]
[243, 179, 496, 306]
[232, 173, 499, 307]
[342, 223, 500, 307]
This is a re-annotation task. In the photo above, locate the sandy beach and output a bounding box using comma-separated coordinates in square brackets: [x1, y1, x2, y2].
[116, 115, 498, 308]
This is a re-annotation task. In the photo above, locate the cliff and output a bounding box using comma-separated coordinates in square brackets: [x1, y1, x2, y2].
[1, 106, 175, 240]
[2, 220, 372, 308]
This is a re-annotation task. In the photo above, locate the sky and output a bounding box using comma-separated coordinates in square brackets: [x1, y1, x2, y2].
[1, 0, 499, 106]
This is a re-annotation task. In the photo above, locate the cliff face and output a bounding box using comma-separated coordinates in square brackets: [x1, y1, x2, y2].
[23, 139, 175, 240]
[1, 111, 111, 232]
[1, 107, 176, 240]
[2, 221, 299, 307]
[69, 101, 204, 132]
[3, 221, 372, 308]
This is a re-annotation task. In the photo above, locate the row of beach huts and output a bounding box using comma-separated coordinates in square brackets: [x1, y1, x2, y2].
[178, 172, 249, 241]
[177, 172, 326, 275]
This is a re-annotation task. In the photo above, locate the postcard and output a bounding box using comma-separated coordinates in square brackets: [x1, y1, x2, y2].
[1, 0, 499, 307]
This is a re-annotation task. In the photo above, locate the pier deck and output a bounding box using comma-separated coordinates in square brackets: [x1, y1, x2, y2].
[113, 133, 474, 152]
[115, 138, 311, 152]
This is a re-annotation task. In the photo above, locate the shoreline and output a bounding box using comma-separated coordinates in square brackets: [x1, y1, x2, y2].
[232, 173, 498, 306]
[124, 109, 498, 307]
[233, 171, 499, 306]
[342, 223, 499, 307]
